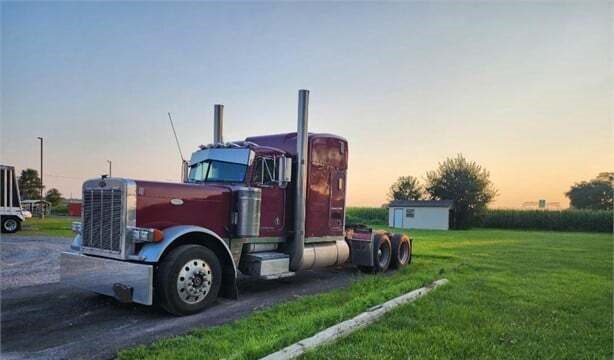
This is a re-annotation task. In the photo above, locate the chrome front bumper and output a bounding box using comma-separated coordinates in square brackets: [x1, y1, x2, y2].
[60, 252, 153, 305]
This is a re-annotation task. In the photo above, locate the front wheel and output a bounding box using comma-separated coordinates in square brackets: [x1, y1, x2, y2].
[1, 217, 21, 233]
[155, 244, 222, 316]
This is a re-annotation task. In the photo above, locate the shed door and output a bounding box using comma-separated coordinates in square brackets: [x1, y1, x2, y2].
[393, 208, 404, 228]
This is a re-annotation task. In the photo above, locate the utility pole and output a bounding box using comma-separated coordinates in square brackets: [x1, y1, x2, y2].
[107, 160, 112, 177]
[37, 136, 44, 219]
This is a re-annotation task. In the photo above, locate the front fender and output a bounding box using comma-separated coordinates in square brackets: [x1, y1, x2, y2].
[138, 225, 237, 275]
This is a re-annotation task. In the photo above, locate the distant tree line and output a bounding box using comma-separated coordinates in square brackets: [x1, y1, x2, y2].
[346, 207, 612, 233]
[18, 168, 64, 206]
[565, 172, 612, 211]
[388, 157, 612, 230]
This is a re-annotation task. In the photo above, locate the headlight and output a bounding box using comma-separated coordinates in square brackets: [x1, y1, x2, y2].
[129, 227, 164, 243]
[71, 221, 82, 234]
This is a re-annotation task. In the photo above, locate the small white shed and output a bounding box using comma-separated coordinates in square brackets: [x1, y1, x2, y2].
[388, 200, 454, 230]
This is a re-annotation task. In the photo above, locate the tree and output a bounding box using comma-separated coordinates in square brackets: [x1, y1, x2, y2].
[387, 176, 424, 201]
[596, 172, 613, 183]
[45, 188, 63, 207]
[18, 168, 43, 200]
[565, 177, 612, 210]
[425, 154, 497, 229]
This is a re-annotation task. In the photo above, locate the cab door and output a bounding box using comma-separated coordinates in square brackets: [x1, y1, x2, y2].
[252, 156, 285, 237]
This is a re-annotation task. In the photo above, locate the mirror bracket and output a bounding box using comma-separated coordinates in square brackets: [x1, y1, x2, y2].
[277, 156, 292, 188]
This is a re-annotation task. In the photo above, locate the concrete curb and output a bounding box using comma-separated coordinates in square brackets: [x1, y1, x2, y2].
[260, 278, 449, 360]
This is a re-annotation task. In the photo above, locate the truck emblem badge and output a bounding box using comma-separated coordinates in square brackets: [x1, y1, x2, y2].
[170, 198, 184, 206]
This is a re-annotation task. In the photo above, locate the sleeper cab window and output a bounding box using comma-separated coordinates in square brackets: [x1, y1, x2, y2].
[406, 208, 415, 218]
[253, 157, 277, 186]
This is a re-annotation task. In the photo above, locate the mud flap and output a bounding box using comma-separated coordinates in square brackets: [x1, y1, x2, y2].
[220, 269, 239, 299]
[347, 226, 375, 267]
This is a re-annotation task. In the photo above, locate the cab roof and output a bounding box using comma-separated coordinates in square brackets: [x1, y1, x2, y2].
[245, 132, 347, 157]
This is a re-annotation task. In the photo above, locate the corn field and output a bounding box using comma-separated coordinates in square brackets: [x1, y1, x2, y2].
[479, 209, 612, 233]
[346, 207, 612, 232]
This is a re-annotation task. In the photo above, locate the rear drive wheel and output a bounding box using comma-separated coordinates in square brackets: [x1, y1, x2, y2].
[359, 232, 392, 273]
[374, 234, 392, 272]
[1, 217, 20, 234]
[155, 245, 221, 316]
[390, 234, 411, 269]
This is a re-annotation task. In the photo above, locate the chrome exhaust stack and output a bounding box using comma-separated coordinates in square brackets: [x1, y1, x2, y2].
[289, 89, 309, 271]
[214, 104, 224, 144]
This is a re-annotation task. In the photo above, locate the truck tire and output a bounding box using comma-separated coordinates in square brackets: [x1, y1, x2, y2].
[358, 233, 391, 273]
[390, 234, 411, 269]
[155, 244, 222, 316]
[1, 217, 21, 234]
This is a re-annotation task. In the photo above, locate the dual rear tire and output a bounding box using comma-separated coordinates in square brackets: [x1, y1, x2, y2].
[390, 234, 412, 269]
[358, 232, 411, 273]
[358, 232, 392, 273]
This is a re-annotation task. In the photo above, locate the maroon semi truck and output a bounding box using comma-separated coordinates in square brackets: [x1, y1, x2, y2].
[61, 90, 412, 315]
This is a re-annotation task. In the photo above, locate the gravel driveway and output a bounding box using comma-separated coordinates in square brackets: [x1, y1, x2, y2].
[1, 236, 72, 290]
[0, 235, 359, 359]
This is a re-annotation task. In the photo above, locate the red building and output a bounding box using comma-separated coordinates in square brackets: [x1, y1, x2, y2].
[67, 201, 81, 217]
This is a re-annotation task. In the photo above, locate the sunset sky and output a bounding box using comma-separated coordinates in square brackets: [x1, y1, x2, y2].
[1, 2, 611, 208]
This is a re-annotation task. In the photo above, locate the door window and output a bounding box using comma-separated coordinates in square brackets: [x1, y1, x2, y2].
[253, 157, 277, 186]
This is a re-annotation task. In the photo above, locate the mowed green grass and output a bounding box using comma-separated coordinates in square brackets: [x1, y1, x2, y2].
[302, 229, 613, 359]
[120, 229, 612, 360]
[18, 216, 75, 237]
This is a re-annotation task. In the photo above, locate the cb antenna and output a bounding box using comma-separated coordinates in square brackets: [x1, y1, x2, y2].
[167, 112, 185, 162]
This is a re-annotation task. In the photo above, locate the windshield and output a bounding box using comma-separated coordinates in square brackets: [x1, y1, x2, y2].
[188, 160, 247, 183]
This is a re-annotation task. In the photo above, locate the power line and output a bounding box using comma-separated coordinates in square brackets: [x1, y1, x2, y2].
[42, 173, 83, 180]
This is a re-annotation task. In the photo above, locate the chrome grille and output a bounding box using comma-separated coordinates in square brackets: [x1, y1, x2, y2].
[82, 188, 123, 253]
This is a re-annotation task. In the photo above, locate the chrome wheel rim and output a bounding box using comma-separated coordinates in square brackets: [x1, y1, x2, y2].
[177, 259, 212, 304]
[377, 243, 390, 268]
[4, 219, 17, 232]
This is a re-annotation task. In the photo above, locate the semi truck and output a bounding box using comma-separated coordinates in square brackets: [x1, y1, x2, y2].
[61, 90, 412, 316]
[0, 165, 27, 233]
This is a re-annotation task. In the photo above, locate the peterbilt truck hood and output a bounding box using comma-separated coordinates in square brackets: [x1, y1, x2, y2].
[134, 180, 233, 236]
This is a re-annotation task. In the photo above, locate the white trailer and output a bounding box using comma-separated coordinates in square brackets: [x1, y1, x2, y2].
[0, 165, 26, 233]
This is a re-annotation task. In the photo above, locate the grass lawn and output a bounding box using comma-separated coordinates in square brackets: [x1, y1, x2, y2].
[120, 228, 612, 360]
[18, 216, 76, 237]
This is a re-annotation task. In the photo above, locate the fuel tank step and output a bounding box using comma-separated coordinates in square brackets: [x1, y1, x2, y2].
[241, 251, 295, 279]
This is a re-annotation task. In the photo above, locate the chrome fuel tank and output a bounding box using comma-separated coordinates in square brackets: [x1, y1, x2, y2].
[235, 187, 261, 237]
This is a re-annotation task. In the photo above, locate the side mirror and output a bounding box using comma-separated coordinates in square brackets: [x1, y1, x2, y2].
[277, 156, 292, 187]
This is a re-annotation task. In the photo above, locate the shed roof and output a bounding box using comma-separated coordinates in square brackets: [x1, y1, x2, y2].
[389, 200, 453, 208]
[22, 199, 51, 205]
